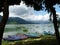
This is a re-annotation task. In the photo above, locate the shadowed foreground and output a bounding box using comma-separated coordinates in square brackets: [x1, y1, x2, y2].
[2, 35, 57, 45]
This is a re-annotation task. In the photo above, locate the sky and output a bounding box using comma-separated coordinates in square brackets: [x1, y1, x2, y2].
[0, 1, 60, 21]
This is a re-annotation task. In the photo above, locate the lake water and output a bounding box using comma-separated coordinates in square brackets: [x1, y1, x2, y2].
[3, 24, 60, 37]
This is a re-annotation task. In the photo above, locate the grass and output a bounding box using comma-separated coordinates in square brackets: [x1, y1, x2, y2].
[2, 35, 57, 45]
[3, 25, 57, 45]
[23, 29, 28, 32]
[4, 26, 28, 32]
[4, 28, 18, 32]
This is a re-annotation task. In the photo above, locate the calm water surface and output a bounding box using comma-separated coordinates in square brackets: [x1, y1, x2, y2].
[3, 24, 60, 37]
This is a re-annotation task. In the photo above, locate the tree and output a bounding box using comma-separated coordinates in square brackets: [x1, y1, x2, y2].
[43, 0, 60, 45]
[0, 0, 43, 45]
[0, 0, 60, 45]
[22, 0, 60, 45]
[0, 0, 21, 45]
[0, 0, 9, 45]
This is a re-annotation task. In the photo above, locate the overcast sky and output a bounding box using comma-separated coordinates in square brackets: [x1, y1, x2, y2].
[0, 1, 60, 21]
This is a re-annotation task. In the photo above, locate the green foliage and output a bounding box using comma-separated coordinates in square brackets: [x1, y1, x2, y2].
[23, 29, 28, 32]
[2, 35, 57, 45]
[8, 22, 18, 24]
[4, 28, 19, 32]
[16, 26, 26, 29]
[16, 27, 21, 29]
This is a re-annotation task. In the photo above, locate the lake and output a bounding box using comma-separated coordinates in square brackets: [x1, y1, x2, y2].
[3, 24, 60, 37]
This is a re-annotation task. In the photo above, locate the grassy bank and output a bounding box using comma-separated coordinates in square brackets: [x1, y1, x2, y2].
[2, 35, 57, 45]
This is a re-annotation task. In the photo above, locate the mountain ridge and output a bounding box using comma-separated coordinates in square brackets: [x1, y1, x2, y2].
[0, 15, 51, 24]
[0, 15, 34, 24]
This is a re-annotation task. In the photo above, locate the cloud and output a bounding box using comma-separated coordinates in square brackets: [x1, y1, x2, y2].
[0, 12, 3, 16]
[0, 1, 60, 21]
[9, 6, 29, 15]
[9, 1, 33, 16]
[9, 1, 50, 21]
[20, 14, 50, 21]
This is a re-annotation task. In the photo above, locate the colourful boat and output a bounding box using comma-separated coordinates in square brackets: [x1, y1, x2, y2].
[25, 33, 40, 38]
[3, 34, 28, 41]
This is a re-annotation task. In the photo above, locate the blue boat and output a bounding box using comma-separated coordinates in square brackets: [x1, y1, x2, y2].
[3, 34, 28, 41]
[25, 33, 40, 38]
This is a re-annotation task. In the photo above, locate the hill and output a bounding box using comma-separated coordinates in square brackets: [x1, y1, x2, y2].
[0, 15, 52, 24]
[0, 15, 33, 24]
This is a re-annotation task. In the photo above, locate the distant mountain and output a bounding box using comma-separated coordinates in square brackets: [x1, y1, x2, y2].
[0, 15, 52, 24]
[0, 15, 34, 24]
[26, 20, 52, 24]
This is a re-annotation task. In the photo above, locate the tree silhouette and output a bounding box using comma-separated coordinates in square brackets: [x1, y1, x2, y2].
[0, 0, 21, 45]
[43, 0, 60, 45]
[0, 0, 9, 45]
[22, 0, 60, 45]
[0, 0, 60, 45]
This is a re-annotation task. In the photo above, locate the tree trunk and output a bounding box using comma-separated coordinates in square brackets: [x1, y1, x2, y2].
[0, 0, 9, 45]
[52, 7, 60, 45]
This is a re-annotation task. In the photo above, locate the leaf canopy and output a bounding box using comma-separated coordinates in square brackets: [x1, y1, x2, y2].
[0, 0, 60, 12]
